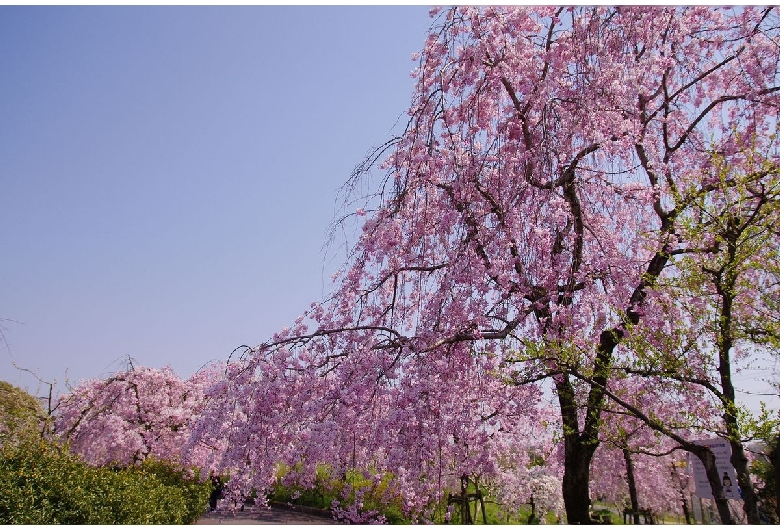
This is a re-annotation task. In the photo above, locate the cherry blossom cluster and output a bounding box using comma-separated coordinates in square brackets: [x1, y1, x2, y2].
[54, 364, 223, 467]
[185, 343, 544, 521]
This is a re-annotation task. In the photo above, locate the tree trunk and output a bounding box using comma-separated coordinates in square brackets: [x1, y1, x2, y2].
[557, 376, 598, 524]
[624, 448, 640, 524]
[728, 437, 761, 524]
[717, 336, 761, 523]
[671, 463, 692, 524]
[561, 449, 594, 525]
[715, 217, 761, 524]
[680, 493, 692, 525]
[553, 189, 674, 524]
[459, 475, 471, 524]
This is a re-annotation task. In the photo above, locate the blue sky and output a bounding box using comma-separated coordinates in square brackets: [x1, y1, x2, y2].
[0, 6, 434, 395]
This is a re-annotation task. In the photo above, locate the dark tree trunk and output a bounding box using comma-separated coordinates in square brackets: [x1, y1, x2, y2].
[728, 437, 761, 524]
[561, 447, 594, 525]
[550, 175, 675, 525]
[557, 376, 597, 524]
[681, 493, 692, 524]
[555, 325, 625, 524]
[716, 309, 760, 523]
[624, 448, 640, 524]
[713, 215, 761, 524]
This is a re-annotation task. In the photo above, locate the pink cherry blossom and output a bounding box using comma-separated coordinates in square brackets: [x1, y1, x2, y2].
[199, 7, 780, 523]
[54, 364, 222, 467]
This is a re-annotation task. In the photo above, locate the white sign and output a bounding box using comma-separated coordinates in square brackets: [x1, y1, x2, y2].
[688, 438, 739, 500]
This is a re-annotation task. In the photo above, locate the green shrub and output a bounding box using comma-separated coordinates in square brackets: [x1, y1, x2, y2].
[268, 465, 413, 523]
[136, 458, 212, 523]
[0, 439, 211, 524]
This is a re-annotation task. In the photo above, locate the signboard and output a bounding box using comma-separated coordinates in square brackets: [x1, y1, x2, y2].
[688, 438, 740, 500]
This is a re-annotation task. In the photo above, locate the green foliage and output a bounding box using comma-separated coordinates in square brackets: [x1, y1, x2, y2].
[135, 458, 213, 523]
[0, 438, 211, 524]
[268, 464, 555, 524]
[750, 430, 779, 524]
[751, 454, 777, 523]
[269, 463, 334, 510]
[591, 507, 615, 524]
[0, 381, 47, 444]
[269, 464, 410, 523]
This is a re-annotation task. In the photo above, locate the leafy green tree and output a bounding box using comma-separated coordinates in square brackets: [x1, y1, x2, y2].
[603, 148, 780, 523]
[0, 381, 47, 445]
[668, 151, 779, 524]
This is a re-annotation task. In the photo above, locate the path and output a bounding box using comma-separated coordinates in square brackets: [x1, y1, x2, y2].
[197, 505, 334, 525]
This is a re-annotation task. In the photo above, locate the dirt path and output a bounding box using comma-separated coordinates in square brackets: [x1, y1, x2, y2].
[197, 506, 334, 525]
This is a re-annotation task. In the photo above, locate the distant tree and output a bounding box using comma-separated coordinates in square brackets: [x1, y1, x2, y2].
[54, 365, 216, 467]
[487, 458, 565, 524]
[0, 381, 47, 445]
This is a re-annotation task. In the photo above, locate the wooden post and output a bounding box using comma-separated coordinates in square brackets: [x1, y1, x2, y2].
[460, 475, 471, 524]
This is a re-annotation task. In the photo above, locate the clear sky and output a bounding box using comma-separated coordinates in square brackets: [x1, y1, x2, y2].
[0, 6, 434, 396]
